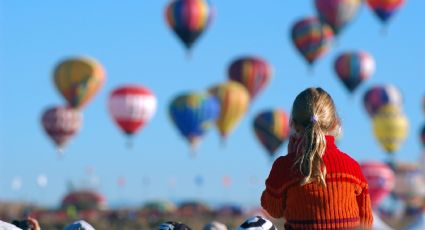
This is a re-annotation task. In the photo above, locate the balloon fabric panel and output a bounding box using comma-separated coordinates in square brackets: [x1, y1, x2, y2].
[363, 85, 402, 117]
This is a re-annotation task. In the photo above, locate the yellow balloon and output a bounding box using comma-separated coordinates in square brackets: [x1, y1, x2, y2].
[209, 82, 250, 139]
[54, 57, 105, 109]
[373, 104, 408, 154]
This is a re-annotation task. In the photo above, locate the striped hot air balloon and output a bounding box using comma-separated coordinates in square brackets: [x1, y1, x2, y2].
[228, 56, 272, 100]
[208, 82, 250, 141]
[334, 51, 375, 93]
[421, 124, 425, 148]
[54, 57, 105, 109]
[169, 92, 220, 151]
[41, 106, 82, 153]
[366, 0, 405, 24]
[108, 85, 157, 145]
[253, 109, 290, 158]
[315, 0, 362, 36]
[363, 84, 403, 117]
[373, 104, 408, 154]
[291, 17, 333, 66]
[165, 0, 214, 53]
[360, 161, 395, 208]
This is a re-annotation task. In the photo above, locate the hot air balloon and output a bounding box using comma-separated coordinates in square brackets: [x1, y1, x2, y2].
[208, 82, 250, 142]
[360, 161, 395, 208]
[373, 104, 408, 154]
[334, 51, 375, 93]
[169, 92, 220, 152]
[393, 162, 425, 207]
[291, 17, 333, 66]
[165, 0, 214, 54]
[363, 84, 403, 117]
[421, 124, 425, 147]
[228, 56, 272, 100]
[315, 0, 362, 36]
[54, 57, 105, 109]
[366, 0, 405, 25]
[253, 109, 290, 158]
[108, 85, 157, 146]
[41, 106, 82, 153]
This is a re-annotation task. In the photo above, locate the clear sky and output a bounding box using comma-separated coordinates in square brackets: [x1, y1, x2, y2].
[0, 1, 424, 208]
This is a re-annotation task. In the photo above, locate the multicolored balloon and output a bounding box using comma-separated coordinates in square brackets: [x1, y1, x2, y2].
[291, 17, 333, 66]
[393, 162, 425, 206]
[363, 84, 403, 117]
[334, 51, 375, 93]
[253, 109, 290, 157]
[373, 104, 408, 154]
[208, 82, 250, 140]
[54, 57, 105, 109]
[228, 57, 272, 100]
[360, 161, 395, 208]
[41, 106, 82, 152]
[315, 0, 362, 35]
[169, 92, 220, 150]
[165, 0, 214, 52]
[366, 0, 405, 24]
[108, 85, 157, 138]
[421, 124, 425, 147]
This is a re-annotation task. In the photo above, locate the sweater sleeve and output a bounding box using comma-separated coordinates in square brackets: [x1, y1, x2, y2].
[356, 173, 374, 229]
[261, 157, 286, 218]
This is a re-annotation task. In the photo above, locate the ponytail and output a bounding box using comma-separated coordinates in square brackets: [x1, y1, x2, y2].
[296, 118, 327, 187]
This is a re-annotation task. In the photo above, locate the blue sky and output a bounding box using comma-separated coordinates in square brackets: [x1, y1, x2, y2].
[0, 1, 424, 208]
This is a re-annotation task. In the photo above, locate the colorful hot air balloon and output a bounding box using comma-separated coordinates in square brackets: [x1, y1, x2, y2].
[373, 104, 408, 154]
[54, 57, 105, 109]
[208, 82, 250, 140]
[41, 106, 82, 152]
[393, 162, 425, 206]
[253, 109, 290, 157]
[315, 0, 362, 36]
[291, 17, 333, 66]
[421, 124, 425, 147]
[169, 92, 220, 151]
[363, 84, 403, 117]
[366, 0, 405, 24]
[165, 0, 214, 52]
[334, 51, 375, 93]
[228, 57, 272, 100]
[108, 85, 157, 143]
[360, 161, 395, 208]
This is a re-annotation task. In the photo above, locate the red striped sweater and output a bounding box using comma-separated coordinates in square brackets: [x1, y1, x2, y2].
[261, 135, 373, 229]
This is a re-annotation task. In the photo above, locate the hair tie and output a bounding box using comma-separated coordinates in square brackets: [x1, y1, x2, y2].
[311, 115, 318, 124]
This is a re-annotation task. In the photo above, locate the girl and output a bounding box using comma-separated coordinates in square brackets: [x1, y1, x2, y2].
[261, 87, 373, 229]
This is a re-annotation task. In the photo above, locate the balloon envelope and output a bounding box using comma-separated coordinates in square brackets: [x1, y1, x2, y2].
[291, 17, 333, 65]
[169, 92, 220, 149]
[315, 0, 361, 35]
[372, 105, 408, 154]
[209, 82, 250, 139]
[165, 0, 213, 51]
[253, 109, 290, 157]
[228, 56, 272, 100]
[41, 106, 82, 151]
[360, 161, 394, 208]
[54, 57, 105, 109]
[363, 85, 403, 117]
[108, 85, 157, 136]
[393, 162, 425, 206]
[334, 51, 375, 93]
[366, 0, 405, 23]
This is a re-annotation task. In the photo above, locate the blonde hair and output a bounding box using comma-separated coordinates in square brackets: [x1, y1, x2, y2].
[291, 87, 340, 187]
